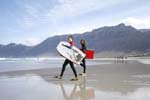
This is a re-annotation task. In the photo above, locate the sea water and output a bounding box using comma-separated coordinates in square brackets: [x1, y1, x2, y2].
[0, 57, 150, 72]
[0, 57, 114, 72]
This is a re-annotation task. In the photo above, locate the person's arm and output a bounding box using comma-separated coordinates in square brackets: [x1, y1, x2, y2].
[62, 41, 74, 49]
[62, 44, 72, 49]
[82, 45, 86, 53]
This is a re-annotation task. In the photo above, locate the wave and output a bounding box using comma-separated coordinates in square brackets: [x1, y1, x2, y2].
[0, 57, 64, 61]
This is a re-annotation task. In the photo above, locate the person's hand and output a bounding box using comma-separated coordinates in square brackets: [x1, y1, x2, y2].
[62, 44, 65, 46]
[58, 53, 63, 56]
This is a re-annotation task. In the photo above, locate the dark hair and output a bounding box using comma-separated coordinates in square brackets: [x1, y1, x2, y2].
[80, 39, 86, 45]
[68, 35, 73, 39]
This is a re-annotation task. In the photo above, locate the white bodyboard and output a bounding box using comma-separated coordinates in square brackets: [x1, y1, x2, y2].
[56, 41, 86, 64]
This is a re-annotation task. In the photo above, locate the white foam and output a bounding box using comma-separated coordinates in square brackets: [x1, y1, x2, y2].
[129, 57, 150, 64]
[137, 59, 150, 64]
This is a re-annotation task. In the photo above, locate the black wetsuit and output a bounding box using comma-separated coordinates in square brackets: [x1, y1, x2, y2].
[80, 44, 86, 73]
[60, 59, 77, 77]
[60, 41, 77, 78]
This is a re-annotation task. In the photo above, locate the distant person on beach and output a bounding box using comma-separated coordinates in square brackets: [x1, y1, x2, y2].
[79, 39, 87, 76]
[55, 35, 78, 81]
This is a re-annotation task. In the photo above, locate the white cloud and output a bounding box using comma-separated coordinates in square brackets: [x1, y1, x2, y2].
[15, 0, 50, 29]
[122, 17, 150, 29]
[47, 0, 123, 20]
[16, 0, 123, 29]
[14, 0, 149, 36]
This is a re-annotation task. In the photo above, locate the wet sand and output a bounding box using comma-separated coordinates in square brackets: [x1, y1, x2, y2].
[0, 61, 150, 100]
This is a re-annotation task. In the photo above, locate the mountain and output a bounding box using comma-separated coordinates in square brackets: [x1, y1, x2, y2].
[0, 43, 31, 57]
[139, 29, 150, 33]
[1, 23, 150, 57]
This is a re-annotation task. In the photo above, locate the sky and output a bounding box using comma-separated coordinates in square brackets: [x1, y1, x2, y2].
[0, 0, 150, 46]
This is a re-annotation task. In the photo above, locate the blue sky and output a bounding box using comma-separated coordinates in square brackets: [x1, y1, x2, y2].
[0, 0, 150, 46]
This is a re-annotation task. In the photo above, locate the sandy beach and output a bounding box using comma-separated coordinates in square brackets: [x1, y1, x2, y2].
[0, 59, 150, 100]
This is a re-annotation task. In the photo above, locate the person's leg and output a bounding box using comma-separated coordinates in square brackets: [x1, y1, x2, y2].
[80, 61, 84, 67]
[80, 58, 86, 76]
[82, 58, 86, 73]
[60, 59, 69, 78]
[69, 61, 78, 80]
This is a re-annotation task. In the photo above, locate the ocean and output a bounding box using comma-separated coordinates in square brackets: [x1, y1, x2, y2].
[0, 57, 150, 72]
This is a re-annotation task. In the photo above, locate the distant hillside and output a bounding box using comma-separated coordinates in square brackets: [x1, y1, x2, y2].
[139, 29, 150, 32]
[1, 23, 150, 57]
[0, 43, 31, 57]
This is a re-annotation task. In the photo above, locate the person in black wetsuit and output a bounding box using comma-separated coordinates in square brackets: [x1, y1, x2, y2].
[80, 39, 86, 76]
[55, 35, 78, 81]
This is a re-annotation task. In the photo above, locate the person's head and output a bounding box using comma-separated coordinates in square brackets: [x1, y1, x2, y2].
[80, 39, 86, 45]
[68, 35, 73, 42]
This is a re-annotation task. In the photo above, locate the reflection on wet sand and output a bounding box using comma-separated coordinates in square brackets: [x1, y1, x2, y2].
[59, 77, 95, 100]
[60, 81, 77, 100]
[77, 77, 95, 100]
[86, 63, 150, 94]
